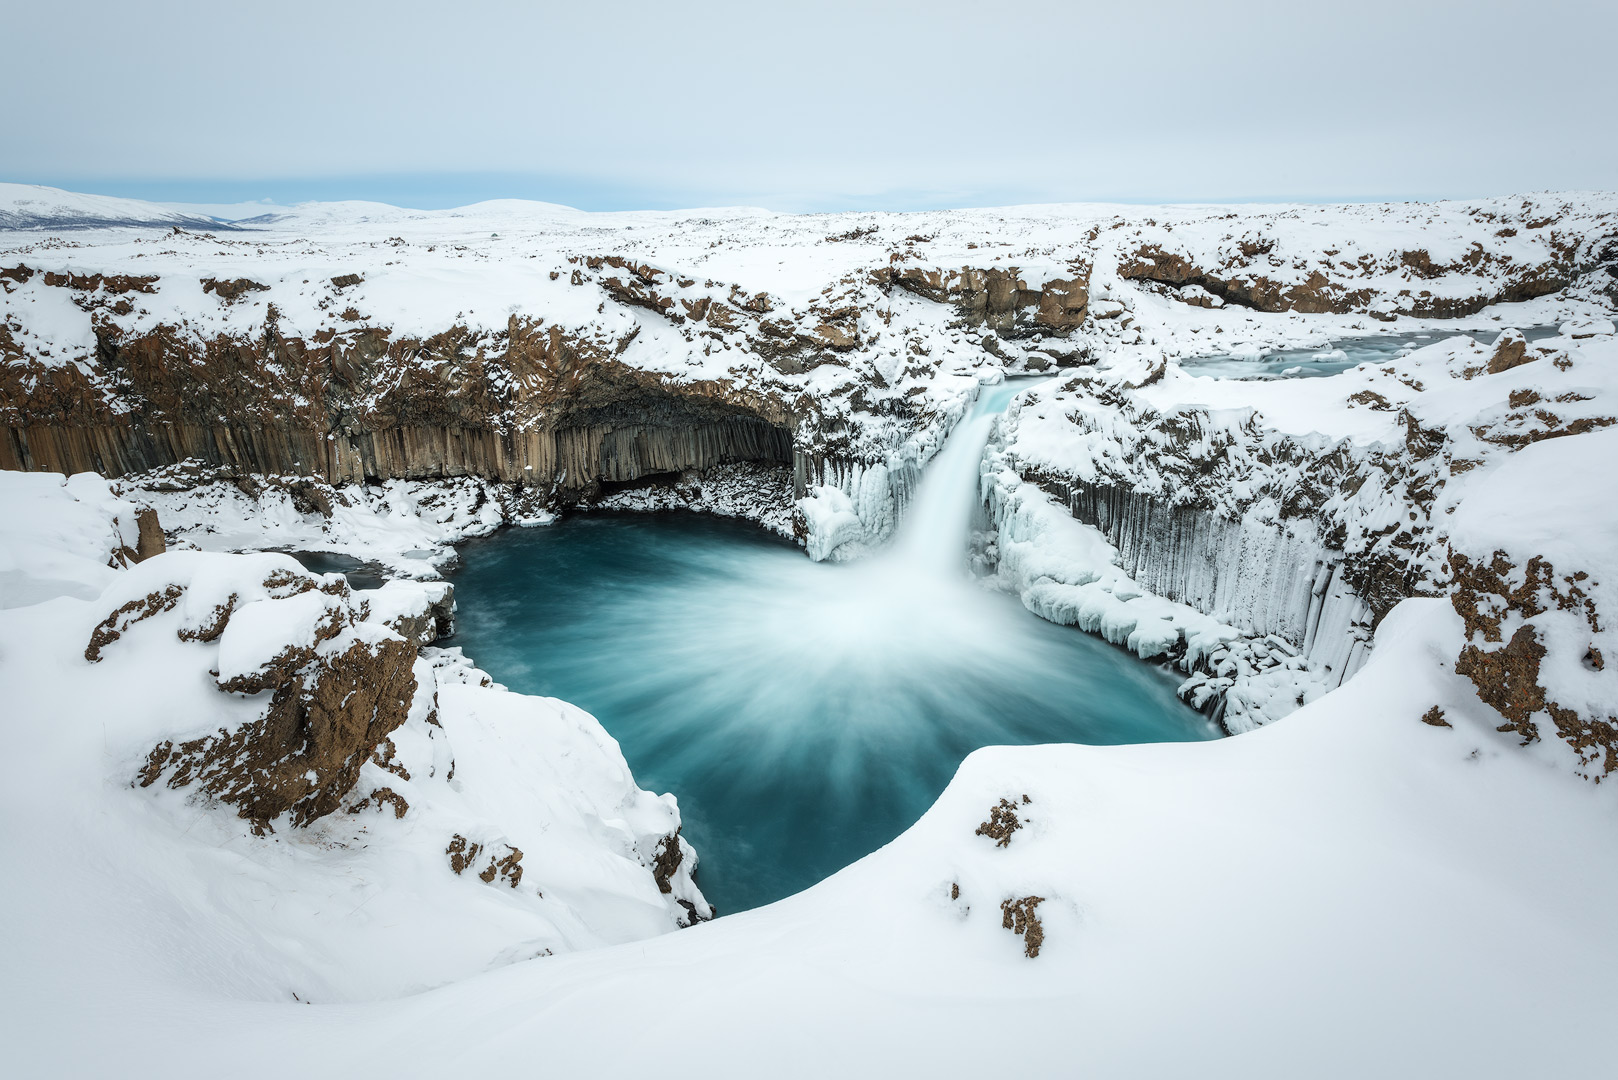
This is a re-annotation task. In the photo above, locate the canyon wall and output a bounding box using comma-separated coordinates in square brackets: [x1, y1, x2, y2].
[5, 191, 1617, 755]
[0, 310, 797, 500]
[1039, 478, 1374, 684]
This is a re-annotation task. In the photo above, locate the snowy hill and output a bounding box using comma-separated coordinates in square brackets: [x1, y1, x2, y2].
[0, 183, 230, 231]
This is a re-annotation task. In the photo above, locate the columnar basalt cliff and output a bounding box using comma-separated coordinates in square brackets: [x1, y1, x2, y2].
[986, 312, 1618, 743]
[1, 303, 797, 500]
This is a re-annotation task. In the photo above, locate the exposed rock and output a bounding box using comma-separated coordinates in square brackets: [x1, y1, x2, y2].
[201, 278, 270, 303]
[975, 795, 1029, 848]
[1175, 283, 1225, 308]
[117, 560, 423, 830]
[446, 833, 483, 875]
[368, 582, 456, 645]
[812, 321, 857, 350]
[650, 829, 684, 894]
[1449, 547, 1616, 778]
[141, 628, 418, 829]
[1000, 895, 1046, 958]
[349, 786, 409, 819]
[446, 834, 525, 887]
[1117, 236, 1569, 318]
[0, 316, 796, 503]
[479, 845, 524, 887]
[1485, 329, 1532, 374]
[86, 585, 183, 662]
[893, 264, 1089, 337]
[133, 507, 165, 561]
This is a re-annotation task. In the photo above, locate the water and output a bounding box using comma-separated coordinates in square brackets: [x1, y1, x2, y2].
[1179, 324, 1564, 380]
[285, 550, 388, 589]
[446, 382, 1218, 913]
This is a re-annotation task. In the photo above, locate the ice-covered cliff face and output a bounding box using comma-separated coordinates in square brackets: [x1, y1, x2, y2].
[984, 320, 1618, 755]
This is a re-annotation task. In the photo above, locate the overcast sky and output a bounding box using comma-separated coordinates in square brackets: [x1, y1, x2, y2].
[6, 0, 1615, 212]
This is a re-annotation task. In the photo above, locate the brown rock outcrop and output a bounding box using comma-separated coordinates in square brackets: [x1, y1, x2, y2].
[121, 564, 425, 830]
[1000, 895, 1046, 958]
[1449, 547, 1616, 778]
[0, 309, 795, 503]
[1117, 241, 1567, 318]
[893, 264, 1089, 337]
[1485, 330, 1532, 374]
[133, 507, 166, 561]
[446, 834, 525, 887]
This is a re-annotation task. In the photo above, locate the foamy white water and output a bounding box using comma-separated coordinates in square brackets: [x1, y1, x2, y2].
[448, 376, 1214, 912]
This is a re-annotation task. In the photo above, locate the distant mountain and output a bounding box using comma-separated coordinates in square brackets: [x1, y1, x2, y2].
[0, 183, 233, 231]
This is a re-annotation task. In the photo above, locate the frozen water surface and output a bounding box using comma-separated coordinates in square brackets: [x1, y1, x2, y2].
[1180, 325, 1565, 380]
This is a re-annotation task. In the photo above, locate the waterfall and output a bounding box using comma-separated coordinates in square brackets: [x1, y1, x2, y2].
[887, 377, 1044, 577]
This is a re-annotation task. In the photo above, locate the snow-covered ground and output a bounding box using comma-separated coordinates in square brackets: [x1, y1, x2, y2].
[3, 186, 1617, 1077]
[3, 483, 1613, 1075]
[0, 474, 708, 1005]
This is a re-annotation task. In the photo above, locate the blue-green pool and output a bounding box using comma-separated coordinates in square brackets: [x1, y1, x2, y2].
[444, 510, 1217, 914]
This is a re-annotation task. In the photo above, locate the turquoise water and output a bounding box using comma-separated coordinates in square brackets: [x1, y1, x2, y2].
[1179, 324, 1563, 380]
[445, 510, 1218, 914]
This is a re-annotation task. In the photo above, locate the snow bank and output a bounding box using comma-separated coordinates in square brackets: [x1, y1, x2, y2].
[0, 471, 136, 607]
[4, 591, 1615, 1078]
[0, 485, 710, 1006]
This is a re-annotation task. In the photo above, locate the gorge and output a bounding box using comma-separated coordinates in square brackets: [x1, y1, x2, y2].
[3, 183, 1617, 1079]
[446, 379, 1216, 912]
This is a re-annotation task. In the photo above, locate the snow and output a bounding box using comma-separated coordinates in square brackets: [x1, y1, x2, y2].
[0, 182, 220, 230]
[797, 484, 865, 561]
[3, 575, 1615, 1076]
[122, 473, 537, 579]
[0, 478, 709, 1011]
[1450, 426, 1618, 570]
[0, 471, 134, 607]
[3, 185, 1618, 1077]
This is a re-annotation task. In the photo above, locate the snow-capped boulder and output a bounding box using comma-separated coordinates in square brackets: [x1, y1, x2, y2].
[1448, 427, 1618, 780]
[87, 552, 421, 829]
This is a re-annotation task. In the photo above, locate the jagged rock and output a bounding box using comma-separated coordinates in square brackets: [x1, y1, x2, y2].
[1485, 329, 1532, 374]
[650, 829, 684, 893]
[974, 795, 1029, 847]
[1117, 233, 1569, 318]
[1449, 546, 1616, 777]
[1000, 896, 1046, 958]
[0, 314, 795, 501]
[201, 278, 269, 303]
[116, 555, 424, 830]
[365, 581, 456, 645]
[893, 264, 1089, 337]
[133, 507, 165, 561]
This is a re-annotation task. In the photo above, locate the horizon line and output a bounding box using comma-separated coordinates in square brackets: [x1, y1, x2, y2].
[6, 175, 1594, 220]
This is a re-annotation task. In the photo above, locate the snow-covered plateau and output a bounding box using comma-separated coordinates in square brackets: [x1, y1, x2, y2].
[2, 184, 1616, 1078]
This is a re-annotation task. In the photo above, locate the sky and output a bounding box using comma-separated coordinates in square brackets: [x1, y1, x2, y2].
[5, 0, 1615, 214]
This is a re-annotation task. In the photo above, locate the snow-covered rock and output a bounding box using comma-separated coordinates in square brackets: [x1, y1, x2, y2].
[0, 477, 710, 1006]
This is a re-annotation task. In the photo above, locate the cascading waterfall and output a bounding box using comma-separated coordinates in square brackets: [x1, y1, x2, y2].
[888, 377, 1045, 577]
[446, 374, 1212, 914]
[887, 380, 1014, 575]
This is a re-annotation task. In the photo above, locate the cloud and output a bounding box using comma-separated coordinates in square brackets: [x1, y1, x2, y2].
[7, 0, 1614, 210]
